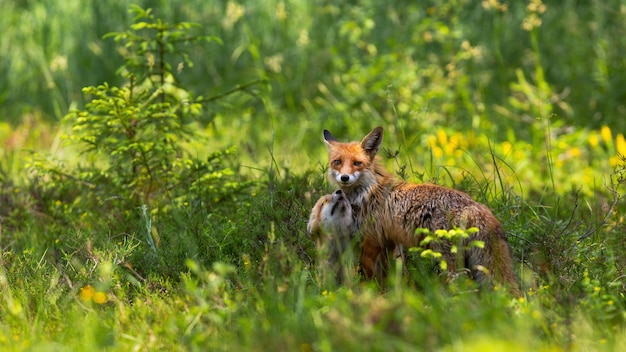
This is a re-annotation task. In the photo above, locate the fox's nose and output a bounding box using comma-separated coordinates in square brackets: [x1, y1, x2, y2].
[340, 175, 350, 182]
[335, 190, 343, 195]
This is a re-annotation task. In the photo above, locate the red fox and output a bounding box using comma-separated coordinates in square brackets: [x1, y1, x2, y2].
[308, 190, 357, 285]
[322, 126, 520, 295]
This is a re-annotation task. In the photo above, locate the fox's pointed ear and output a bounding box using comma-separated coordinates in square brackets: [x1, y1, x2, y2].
[323, 129, 338, 145]
[361, 126, 383, 157]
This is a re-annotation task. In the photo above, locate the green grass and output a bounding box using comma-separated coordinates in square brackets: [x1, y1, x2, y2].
[2, 160, 626, 350]
[2, 0, 626, 350]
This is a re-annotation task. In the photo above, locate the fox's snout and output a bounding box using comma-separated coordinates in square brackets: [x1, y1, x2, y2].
[330, 170, 359, 186]
[337, 173, 354, 184]
[331, 189, 347, 208]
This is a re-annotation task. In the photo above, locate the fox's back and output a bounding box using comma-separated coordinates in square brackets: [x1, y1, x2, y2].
[369, 182, 506, 246]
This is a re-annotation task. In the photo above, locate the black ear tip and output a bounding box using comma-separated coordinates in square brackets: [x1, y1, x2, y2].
[323, 129, 337, 142]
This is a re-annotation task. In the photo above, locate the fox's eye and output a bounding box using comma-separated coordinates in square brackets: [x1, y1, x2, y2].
[353, 161, 363, 167]
[332, 159, 342, 166]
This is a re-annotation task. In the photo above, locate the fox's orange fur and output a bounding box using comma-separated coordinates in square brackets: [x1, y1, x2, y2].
[322, 126, 520, 295]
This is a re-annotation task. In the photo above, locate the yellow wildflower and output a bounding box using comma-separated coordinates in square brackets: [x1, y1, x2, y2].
[276, 2, 287, 21]
[223, 1, 245, 30]
[600, 125, 612, 144]
[79, 285, 95, 301]
[444, 142, 456, 156]
[79, 285, 107, 304]
[532, 310, 542, 319]
[522, 13, 542, 31]
[437, 129, 447, 146]
[432, 146, 443, 159]
[588, 133, 599, 148]
[93, 292, 107, 305]
[501, 141, 513, 156]
[610, 156, 623, 168]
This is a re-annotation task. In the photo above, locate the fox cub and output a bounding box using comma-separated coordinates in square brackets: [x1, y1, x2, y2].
[320, 126, 520, 295]
[308, 190, 357, 285]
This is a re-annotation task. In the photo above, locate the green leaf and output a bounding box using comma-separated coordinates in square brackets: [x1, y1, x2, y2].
[131, 22, 149, 30]
[469, 240, 485, 249]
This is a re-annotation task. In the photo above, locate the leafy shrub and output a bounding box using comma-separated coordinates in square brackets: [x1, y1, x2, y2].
[18, 6, 261, 281]
[28, 6, 254, 231]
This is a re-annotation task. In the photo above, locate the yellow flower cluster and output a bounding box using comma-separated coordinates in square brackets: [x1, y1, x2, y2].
[481, 0, 508, 12]
[423, 125, 624, 197]
[595, 125, 626, 167]
[522, 0, 546, 31]
[79, 285, 107, 305]
[427, 129, 472, 164]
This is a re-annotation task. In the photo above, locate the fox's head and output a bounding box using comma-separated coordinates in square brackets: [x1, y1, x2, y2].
[307, 190, 353, 245]
[323, 126, 384, 189]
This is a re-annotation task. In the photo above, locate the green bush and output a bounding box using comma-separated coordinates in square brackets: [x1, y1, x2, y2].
[19, 7, 258, 280]
[29, 6, 252, 222]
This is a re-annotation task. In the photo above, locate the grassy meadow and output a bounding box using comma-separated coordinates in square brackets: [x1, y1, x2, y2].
[1, 0, 626, 350]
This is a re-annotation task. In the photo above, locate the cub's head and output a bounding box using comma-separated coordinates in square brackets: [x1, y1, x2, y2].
[323, 126, 384, 189]
[307, 190, 354, 247]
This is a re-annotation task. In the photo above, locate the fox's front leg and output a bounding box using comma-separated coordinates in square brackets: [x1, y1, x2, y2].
[359, 235, 387, 282]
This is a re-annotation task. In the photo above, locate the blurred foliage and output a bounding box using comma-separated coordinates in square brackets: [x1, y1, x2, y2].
[24, 6, 252, 226]
[3, 7, 256, 279]
[1, 0, 625, 138]
[1, 1, 626, 351]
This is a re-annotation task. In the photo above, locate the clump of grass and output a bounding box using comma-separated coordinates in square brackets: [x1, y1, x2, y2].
[2, 159, 626, 350]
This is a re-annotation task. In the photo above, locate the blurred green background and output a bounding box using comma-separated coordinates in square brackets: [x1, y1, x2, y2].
[2, 0, 625, 151]
[2, 1, 626, 350]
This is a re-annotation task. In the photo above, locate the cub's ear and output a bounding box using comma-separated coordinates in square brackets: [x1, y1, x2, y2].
[307, 196, 326, 237]
[306, 218, 320, 237]
[361, 126, 383, 157]
[323, 129, 338, 144]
